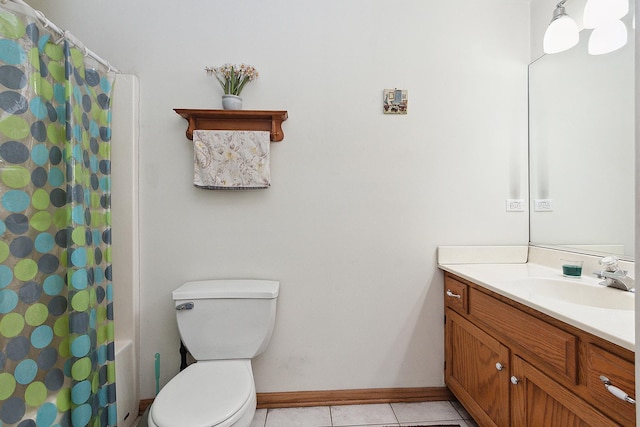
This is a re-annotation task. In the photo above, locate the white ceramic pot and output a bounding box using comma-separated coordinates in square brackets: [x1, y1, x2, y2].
[222, 94, 242, 110]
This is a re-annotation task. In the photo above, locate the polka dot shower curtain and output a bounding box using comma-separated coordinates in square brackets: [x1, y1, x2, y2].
[0, 6, 117, 427]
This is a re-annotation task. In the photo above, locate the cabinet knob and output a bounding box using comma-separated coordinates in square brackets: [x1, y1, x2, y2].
[495, 362, 504, 371]
[446, 289, 461, 299]
[510, 376, 519, 385]
[600, 375, 636, 404]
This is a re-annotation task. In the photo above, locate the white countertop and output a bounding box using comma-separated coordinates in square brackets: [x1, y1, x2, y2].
[439, 261, 635, 352]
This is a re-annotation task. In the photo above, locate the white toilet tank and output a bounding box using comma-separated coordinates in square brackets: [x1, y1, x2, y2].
[172, 279, 279, 360]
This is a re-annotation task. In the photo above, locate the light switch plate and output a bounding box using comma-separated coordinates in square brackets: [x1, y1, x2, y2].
[534, 199, 553, 212]
[506, 199, 525, 212]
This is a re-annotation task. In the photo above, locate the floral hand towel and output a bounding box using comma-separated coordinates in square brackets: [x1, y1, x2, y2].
[193, 130, 271, 189]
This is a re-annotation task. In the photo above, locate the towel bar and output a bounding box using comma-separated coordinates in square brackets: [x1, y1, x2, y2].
[174, 109, 288, 142]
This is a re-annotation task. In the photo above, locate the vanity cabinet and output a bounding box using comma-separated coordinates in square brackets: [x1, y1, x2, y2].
[444, 273, 635, 427]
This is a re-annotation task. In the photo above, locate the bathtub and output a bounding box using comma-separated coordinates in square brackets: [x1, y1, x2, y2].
[116, 339, 138, 427]
[112, 73, 141, 427]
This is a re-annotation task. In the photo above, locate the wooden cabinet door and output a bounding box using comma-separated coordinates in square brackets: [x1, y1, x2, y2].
[445, 309, 510, 427]
[511, 356, 618, 427]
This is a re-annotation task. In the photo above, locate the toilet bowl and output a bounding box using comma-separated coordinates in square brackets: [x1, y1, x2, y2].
[147, 280, 279, 427]
[148, 360, 256, 427]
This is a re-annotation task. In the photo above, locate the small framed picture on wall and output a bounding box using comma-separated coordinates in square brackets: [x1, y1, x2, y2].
[383, 89, 408, 114]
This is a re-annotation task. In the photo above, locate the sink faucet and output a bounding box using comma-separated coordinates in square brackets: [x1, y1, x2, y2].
[593, 256, 635, 292]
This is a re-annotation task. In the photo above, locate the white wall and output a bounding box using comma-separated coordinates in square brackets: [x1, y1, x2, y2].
[636, 2, 640, 423]
[28, 0, 530, 398]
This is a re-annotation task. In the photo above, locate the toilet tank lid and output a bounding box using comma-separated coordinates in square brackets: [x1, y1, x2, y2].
[173, 279, 279, 300]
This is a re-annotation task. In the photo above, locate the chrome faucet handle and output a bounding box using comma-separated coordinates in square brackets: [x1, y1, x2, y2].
[600, 256, 620, 272]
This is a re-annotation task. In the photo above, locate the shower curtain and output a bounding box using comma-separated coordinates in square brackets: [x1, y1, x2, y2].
[0, 5, 116, 427]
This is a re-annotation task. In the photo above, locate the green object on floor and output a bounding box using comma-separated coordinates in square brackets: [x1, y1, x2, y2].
[155, 353, 160, 395]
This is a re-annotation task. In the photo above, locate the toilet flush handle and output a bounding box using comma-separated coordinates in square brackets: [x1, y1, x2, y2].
[176, 302, 194, 311]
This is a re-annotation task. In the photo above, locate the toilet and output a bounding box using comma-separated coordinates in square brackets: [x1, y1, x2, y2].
[147, 279, 279, 427]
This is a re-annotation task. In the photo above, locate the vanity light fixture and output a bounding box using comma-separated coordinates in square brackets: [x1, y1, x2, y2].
[544, 0, 630, 55]
[583, 0, 629, 29]
[588, 19, 628, 55]
[543, 1, 580, 54]
[585, 0, 629, 55]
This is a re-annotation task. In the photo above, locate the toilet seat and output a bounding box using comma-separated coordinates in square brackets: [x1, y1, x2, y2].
[150, 360, 254, 427]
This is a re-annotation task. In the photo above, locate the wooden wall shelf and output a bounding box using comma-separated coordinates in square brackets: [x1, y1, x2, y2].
[174, 109, 288, 142]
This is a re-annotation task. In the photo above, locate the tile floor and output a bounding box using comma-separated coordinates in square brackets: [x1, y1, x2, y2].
[251, 401, 478, 427]
[134, 401, 478, 427]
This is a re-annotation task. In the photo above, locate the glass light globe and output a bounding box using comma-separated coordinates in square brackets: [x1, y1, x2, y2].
[543, 15, 580, 54]
[588, 20, 628, 55]
[584, 0, 629, 29]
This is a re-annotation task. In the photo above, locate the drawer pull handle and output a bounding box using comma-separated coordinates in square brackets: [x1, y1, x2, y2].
[510, 376, 519, 385]
[496, 362, 504, 371]
[600, 376, 636, 404]
[446, 289, 461, 299]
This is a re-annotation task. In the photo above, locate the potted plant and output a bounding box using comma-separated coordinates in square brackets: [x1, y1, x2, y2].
[205, 63, 259, 110]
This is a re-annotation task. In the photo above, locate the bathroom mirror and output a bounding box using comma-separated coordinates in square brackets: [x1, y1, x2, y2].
[529, 23, 635, 260]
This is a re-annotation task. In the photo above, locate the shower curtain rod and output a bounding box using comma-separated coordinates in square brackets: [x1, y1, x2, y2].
[1, 0, 120, 73]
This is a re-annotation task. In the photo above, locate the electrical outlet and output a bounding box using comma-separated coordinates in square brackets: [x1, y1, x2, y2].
[534, 199, 553, 212]
[506, 199, 525, 212]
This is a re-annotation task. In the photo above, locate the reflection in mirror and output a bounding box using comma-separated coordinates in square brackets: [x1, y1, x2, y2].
[529, 18, 635, 260]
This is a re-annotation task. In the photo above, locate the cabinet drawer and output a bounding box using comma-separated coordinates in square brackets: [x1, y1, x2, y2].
[469, 289, 577, 383]
[444, 275, 468, 314]
[586, 344, 636, 426]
